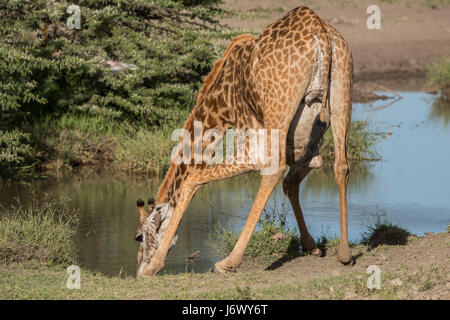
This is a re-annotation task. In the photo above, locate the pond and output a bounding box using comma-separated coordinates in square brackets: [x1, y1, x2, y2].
[1, 92, 449, 276]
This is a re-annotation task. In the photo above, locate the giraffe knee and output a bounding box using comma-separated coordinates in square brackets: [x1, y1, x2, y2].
[334, 161, 349, 185]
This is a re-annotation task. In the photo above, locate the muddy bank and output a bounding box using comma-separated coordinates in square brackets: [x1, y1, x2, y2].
[221, 0, 450, 93]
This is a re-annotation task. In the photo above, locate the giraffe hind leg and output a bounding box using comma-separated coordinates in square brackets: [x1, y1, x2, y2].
[329, 40, 353, 265]
[282, 164, 321, 256]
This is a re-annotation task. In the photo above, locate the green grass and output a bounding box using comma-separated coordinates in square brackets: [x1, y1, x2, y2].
[322, 120, 379, 162]
[210, 202, 301, 261]
[0, 194, 79, 266]
[425, 56, 450, 99]
[0, 259, 446, 299]
[29, 112, 189, 178]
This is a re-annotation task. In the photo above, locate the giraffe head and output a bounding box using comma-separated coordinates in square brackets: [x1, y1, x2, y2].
[135, 198, 178, 278]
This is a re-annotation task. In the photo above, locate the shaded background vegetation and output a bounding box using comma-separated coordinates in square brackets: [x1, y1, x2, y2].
[0, 0, 233, 179]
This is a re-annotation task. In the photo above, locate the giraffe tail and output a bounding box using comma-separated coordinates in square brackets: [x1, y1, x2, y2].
[304, 25, 332, 121]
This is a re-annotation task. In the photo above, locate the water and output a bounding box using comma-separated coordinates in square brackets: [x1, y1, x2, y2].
[1, 92, 449, 276]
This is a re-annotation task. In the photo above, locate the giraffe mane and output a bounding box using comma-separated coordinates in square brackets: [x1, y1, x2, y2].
[156, 34, 256, 204]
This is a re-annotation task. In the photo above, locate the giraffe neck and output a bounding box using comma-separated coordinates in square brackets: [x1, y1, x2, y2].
[155, 35, 259, 208]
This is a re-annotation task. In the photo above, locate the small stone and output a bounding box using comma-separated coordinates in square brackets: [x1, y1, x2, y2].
[391, 278, 403, 287]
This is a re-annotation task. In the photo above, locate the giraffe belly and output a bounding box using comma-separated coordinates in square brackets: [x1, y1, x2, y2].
[286, 100, 328, 167]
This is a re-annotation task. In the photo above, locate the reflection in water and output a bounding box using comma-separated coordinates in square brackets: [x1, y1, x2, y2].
[1, 92, 449, 276]
[303, 163, 374, 199]
[429, 97, 450, 127]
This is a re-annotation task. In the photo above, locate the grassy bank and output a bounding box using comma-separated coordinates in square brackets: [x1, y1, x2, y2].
[2, 111, 377, 181]
[212, 207, 410, 264]
[1, 257, 447, 299]
[0, 194, 78, 266]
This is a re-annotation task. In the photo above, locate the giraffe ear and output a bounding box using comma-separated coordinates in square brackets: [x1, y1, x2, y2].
[153, 211, 162, 232]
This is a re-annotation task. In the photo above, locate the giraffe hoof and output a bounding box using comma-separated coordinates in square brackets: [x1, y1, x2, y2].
[310, 247, 322, 257]
[213, 260, 236, 274]
[337, 248, 352, 265]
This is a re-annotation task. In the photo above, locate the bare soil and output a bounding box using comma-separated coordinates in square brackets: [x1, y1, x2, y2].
[235, 231, 450, 299]
[221, 0, 450, 93]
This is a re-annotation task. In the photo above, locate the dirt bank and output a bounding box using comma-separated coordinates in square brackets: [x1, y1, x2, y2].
[221, 0, 450, 92]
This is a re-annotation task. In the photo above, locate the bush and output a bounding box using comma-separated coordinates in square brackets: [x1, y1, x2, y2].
[0, 194, 79, 265]
[211, 203, 301, 260]
[321, 120, 379, 162]
[0, 0, 229, 124]
[0, 0, 233, 179]
[0, 130, 36, 179]
[361, 211, 410, 249]
[425, 56, 450, 99]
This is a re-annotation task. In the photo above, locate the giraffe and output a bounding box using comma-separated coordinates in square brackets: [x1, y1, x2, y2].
[134, 6, 353, 278]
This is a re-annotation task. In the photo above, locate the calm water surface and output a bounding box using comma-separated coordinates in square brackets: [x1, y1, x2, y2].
[1, 92, 449, 276]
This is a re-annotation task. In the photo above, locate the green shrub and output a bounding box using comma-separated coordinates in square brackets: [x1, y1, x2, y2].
[211, 203, 301, 260]
[0, 0, 233, 179]
[425, 56, 450, 98]
[322, 120, 378, 162]
[0, 194, 79, 265]
[0, 130, 36, 179]
[361, 211, 410, 249]
[0, 0, 229, 123]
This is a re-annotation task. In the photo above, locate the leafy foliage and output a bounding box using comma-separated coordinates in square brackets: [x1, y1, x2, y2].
[425, 56, 450, 99]
[0, 0, 232, 178]
[0, 130, 36, 179]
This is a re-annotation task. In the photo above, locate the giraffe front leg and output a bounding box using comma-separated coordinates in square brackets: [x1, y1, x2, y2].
[214, 169, 285, 273]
